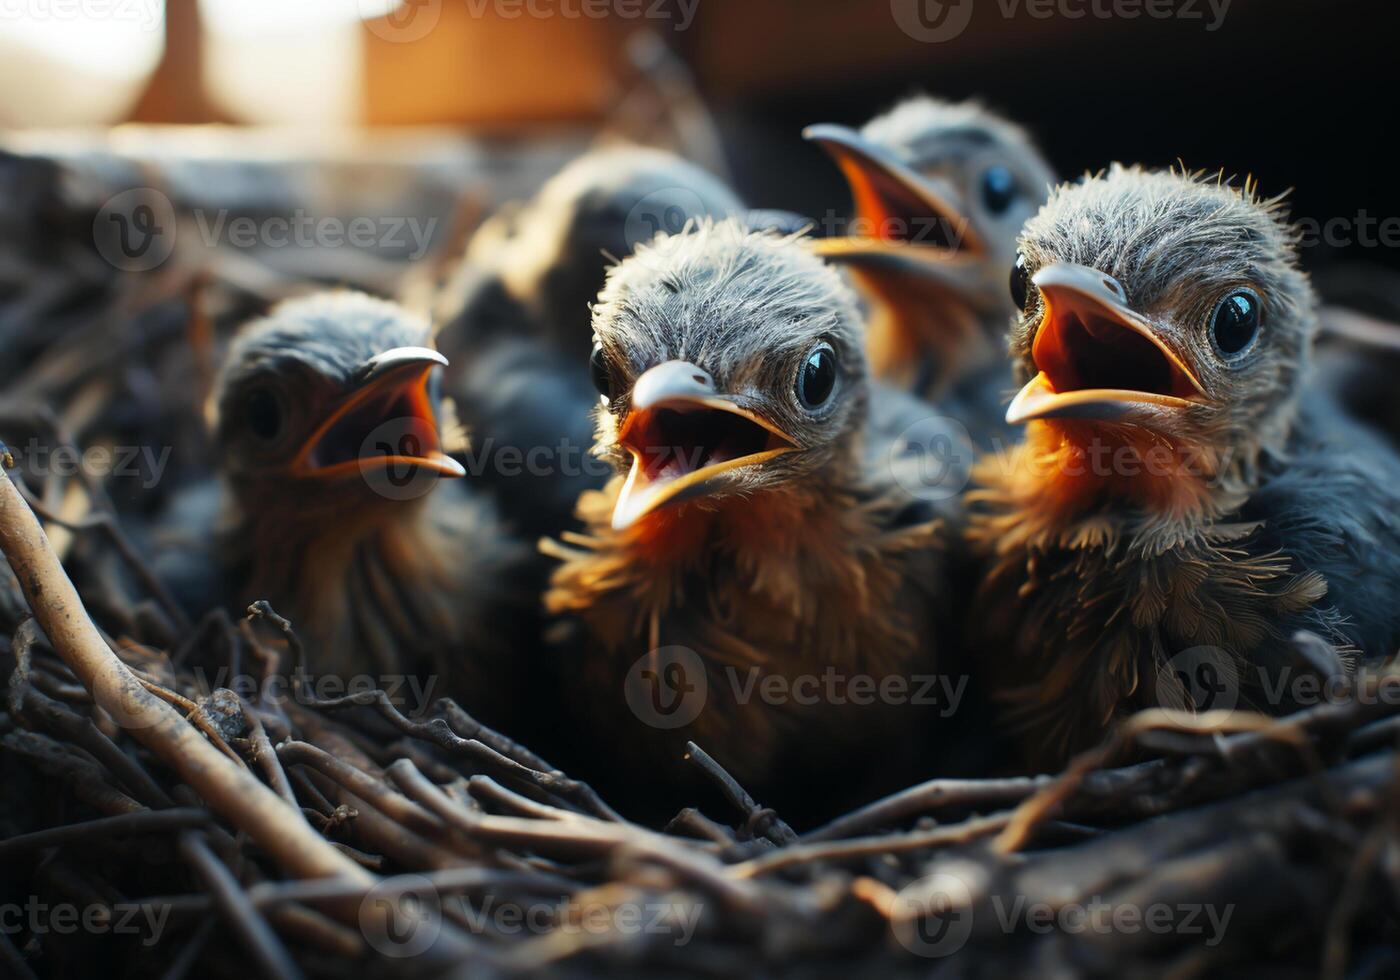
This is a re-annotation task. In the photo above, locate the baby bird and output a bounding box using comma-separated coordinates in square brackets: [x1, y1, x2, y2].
[969, 166, 1400, 768]
[205, 292, 527, 715]
[542, 219, 953, 814]
[433, 146, 746, 540]
[806, 96, 1055, 429]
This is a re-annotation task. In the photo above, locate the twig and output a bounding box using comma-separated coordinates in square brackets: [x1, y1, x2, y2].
[0, 808, 209, 861]
[179, 832, 304, 980]
[803, 774, 1050, 843]
[0, 453, 372, 886]
[730, 812, 1013, 879]
[684, 741, 796, 845]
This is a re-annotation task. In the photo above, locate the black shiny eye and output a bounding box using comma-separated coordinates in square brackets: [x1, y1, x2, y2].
[589, 342, 614, 403]
[981, 165, 1020, 215]
[1210, 289, 1262, 358]
[797, 343, 837, 410]
[244, 386, 282, 441]
[1010, 252, 1032, 313]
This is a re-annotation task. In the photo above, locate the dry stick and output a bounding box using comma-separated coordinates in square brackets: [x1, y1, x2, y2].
[159, 918, 217, 980]
[275, 740, 446, 839]
[993, 708, 1285, 855]
[437, 699, 624, 823]
[3, 728, 146, 815]
[179, 832, 304, 980]
[466, 774, 577, 822]
[0, 454, 372, 889]
[1322, 750, 1400, 980]
[729, 811, 1013, 879]
[308, 688, 622, 822]
[238, 695, 299, 812]
[0, 808, 210, 860]
[14, 474, 189, 634]
[684, 741, 796, 845]
[388, 771, 766, 915]
[802, 774, 1052, 843]
[15, 684, 174, 809]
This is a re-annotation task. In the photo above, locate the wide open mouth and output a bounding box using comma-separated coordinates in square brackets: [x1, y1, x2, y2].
[804, 124, 984, 260]
[1038, 309, 1202, 401]
[612, 399, 796, 530]
[291, 350, 465, 480]
[1007, 264, 1207, 425]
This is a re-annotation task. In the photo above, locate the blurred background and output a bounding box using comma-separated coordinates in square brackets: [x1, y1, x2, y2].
[1, 0, 1394, 261]
[0, 1, 1390, 209]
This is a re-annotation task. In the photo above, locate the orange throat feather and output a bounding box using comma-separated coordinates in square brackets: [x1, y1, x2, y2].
[974, 419, 1231, 533]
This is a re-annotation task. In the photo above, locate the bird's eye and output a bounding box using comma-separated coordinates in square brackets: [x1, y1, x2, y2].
[1210, 289, 1262, 359]
[1010, 252, 1033, 313]
[797, 342, 837, 410]
[589, 342, 614, 404]
[244, 385, 283, 441]
[981, 165, 1021, 215]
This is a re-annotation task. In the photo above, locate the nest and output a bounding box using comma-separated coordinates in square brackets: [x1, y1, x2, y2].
[1, 136, 1399, 980]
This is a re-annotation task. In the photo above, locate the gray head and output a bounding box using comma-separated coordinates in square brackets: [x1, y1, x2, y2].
[588, 218, 868, 530]
[210, 291, 463, 509]
[1005, 165, 1316, 474]
[806, 96, 1056, 314]
[471, 145, 743, 358]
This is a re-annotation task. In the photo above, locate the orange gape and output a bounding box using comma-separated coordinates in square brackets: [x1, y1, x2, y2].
[981, 419, 1226, 527]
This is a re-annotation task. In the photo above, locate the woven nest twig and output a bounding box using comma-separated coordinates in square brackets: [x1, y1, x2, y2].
[1, 450, 1399, 980]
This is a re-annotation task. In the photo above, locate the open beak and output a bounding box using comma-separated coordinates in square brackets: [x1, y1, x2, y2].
[805, 123, 986, 255]
[1007, 263, 1208, 426]
[803, 123, 994, 310]
[611, 361, 797, 531]
[288, 346, 466, 480]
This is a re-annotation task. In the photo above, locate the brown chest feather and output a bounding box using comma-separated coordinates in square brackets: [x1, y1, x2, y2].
[543, 477, 945, 783]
